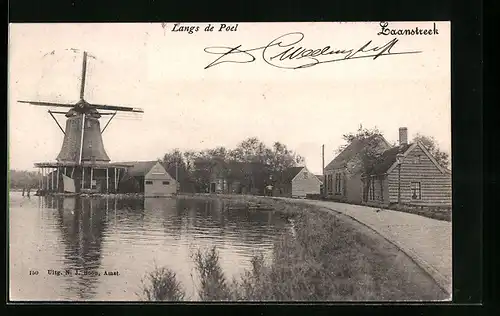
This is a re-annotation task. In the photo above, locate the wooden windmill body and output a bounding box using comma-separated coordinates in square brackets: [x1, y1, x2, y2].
[20, 51, 143, 195]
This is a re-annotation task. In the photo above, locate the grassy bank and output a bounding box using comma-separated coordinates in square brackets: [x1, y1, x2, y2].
[178, 193, 451, 222]
[139, 195, 447, 301]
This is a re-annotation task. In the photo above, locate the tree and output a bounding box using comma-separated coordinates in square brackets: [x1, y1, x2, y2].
[161, 137, 306, 193]
[229, 137, 268, 163]
[338, 125, 387, 202]
[412, 134, 450, 168]
[337, 125, 382, 154]
[9, 170, 41, 189]
[270, 141, 305, 173]
[162, 149, 196, 192]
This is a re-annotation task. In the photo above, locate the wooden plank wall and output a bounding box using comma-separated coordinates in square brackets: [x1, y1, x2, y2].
[387, 146, 452, 206]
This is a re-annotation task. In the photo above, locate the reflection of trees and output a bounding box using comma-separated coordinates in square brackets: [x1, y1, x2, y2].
[179, 198, 290, 246]
[47, 196, 109, 300]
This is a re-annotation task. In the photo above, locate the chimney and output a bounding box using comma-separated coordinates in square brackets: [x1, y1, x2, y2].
[399, 127, 408, 146]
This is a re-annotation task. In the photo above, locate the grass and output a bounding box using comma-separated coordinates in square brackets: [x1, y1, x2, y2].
[306, 194, 451, 222]
[386, 204, 451, 222]
[139, 197, 448, 301]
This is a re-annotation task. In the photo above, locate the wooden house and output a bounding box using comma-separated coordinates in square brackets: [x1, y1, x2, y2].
[117, 161, 178, 197]
[324, 134, 391, 203]
[272, 166, 322, 198]
[361, 138, 452, 207]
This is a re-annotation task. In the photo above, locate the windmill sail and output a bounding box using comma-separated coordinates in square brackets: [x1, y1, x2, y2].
[80, 51, 88, 100]
[89, 103, 144, 113]
[18, 101, 76, 108]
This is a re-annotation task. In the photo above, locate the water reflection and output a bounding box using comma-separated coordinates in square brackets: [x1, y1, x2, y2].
[9, 192, 291, 301]
[51, 196, 108, 299]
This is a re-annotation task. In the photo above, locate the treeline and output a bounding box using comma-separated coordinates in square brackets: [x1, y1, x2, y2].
[9, 170, 40, 190]
[160, 137, 305, 193]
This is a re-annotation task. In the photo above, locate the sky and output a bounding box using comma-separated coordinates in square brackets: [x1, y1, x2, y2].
[8, 22, 450, 174]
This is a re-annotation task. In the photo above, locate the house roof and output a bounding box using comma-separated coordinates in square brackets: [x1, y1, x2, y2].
[364, 141, 452, 177]
[325, 135, 389, 170]
[364, 143, 412, 176]
[165, 165, 179, 181]
[315, 174, 324, 184]
[114, 161, 158, 177]
[274, 166, 304, 183]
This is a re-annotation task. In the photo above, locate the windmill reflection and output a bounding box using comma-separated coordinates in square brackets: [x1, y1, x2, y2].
[47, 195, 109, 300]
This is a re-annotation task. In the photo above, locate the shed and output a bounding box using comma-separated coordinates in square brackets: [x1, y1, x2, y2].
[272, 166, 321, 198]
[118, 161, 178, 197]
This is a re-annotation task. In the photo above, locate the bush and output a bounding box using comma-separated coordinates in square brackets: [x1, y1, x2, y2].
[192, 246, 232, 301]
[138, 266, 185, 301]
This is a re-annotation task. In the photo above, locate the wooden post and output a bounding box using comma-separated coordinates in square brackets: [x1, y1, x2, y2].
[322, 144, 325, 198]
[57, 167, 60, 192]
[114, 167, 117, 192]
[39, 168, 42, 191]
[79, 113, 85, 164]
[106, 168, 109, 193]
[176, 162, 179, 193]
[397, 164, 401, 205]
[46, 168, 49, 191]
[82, 167, 85, 190]
[90, 167, 94, 190]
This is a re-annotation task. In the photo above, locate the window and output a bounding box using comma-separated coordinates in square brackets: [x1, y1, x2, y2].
[411, 182, 421, 199]
[413, 155, 421, 164]
[369, 179, 375, 200]
[162, 181, 170, 185]
[145, 180, 153, 185]
[327, 174, 333, 193]
[335, 173, 342, 194]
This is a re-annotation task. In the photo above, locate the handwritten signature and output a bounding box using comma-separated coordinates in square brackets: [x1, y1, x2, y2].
[204, 32, 422, 70]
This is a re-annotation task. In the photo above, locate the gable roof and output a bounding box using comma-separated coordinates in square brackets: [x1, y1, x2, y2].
[325, 135, 390, 171]
[115, 161, 158, 177]
[274, 166, 304, 184]
[165, 165, 179, 181]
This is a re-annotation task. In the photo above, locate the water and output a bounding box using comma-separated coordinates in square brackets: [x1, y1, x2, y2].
[8, 192, 291, 301]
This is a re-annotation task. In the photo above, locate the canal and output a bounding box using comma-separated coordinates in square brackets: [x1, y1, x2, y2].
[8, 192, 292, 301]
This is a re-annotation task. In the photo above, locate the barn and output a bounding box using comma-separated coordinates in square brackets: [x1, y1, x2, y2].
[117, 161, 178, 197]
[272, 166, 322, 198]
[361, 135, 452, 207]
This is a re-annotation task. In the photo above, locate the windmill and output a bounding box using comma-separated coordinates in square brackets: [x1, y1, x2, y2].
[20, 51, 143, 195]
